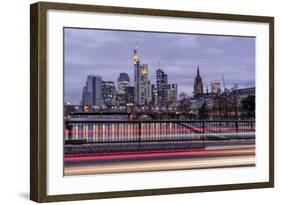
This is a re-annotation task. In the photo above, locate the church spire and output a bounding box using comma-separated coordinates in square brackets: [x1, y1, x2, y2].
[194, 65, 203, 97]
[197, 65, 200, 76]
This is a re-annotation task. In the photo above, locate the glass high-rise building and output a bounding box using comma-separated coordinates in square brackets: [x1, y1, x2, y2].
[146, 80, 152, 102]
[117, 73, 130, 94]
[101, 81, 116, 109]
[134, 46, 148, 105]
[168, 83, 178, 103]
[156, 69, 168, 107]
[151, 84, 158, 106]
[134, 46, 140, 105]
[140, 64, 148, 104]
[125, 86, 135, 104]
[81, 75, 102, 108]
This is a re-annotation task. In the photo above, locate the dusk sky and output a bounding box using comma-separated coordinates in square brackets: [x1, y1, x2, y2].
[64, 28, 255, 105]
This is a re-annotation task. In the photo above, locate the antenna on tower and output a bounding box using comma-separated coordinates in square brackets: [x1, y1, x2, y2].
[222, 73, 226, 93]
[158, 61, 161, 69]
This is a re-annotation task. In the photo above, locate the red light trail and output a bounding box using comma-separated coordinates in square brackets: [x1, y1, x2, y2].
[64, 147, 254, 162]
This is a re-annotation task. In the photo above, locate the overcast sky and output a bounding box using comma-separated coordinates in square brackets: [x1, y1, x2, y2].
[64, 28, 255, 104]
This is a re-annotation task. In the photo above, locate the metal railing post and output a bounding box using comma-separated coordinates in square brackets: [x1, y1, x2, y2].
[202, 120, 205, 133]
[235, 121, 239, 133]
[138, 120, 141, 144]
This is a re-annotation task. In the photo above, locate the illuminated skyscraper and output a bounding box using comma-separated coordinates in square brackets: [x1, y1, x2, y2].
[101, 81, 116, 109]
[134, 46, 140, 104]
[134, 45, 139, 65]
[140, 64, 148, 104]
[156, 68, 168, 107]
[134, 46, 148, 105]
[193, 65, 203, 97]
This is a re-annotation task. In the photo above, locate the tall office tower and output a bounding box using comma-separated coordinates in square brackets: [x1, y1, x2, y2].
[139, 64, 148, 105]
[117, 73, 130, 94]
[168, 83, 178, 103]
[151, 84, 158, 107]
[101, 81, 116, 109]
[134, 46, 140, 105]
[134, 46, 148, 105]
[117, 73, 130, 107]
[156, 69, 168, 107]
[81, 86, 91, 106]
[211, 80, 220, 94]
[146, 80, 152, 102]
[81, 75, 102, 108]
[193, 65, 203, 97]
[125, 86, 135, 104]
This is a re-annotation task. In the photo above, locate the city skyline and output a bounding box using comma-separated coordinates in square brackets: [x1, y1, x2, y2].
[64, 28, 255, 105]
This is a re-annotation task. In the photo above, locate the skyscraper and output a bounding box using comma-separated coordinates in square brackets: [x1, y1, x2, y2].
[151, 84, 158, 107]
[146, 80, 152, 102]
[117, 73, 130, 94]
[134, 46, 140, 105]
[125, 86, 135, 104]
[134, 46, 149, 105]
[81, 75, 102, 108]
[140, 64, 148, 104]
[101, 81, 116, 109]
[81, 86, 91, 106]
[156, 69, 168, 107]
[168, 83, 178, 103]
[117, 73, 130, 107]
[193, 65, 203, 97]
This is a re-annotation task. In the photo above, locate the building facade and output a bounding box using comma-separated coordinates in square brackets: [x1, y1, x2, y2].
[156, 69, 168, 108]
[125, 86, 135, 104]
[168, 83, 178, 103]
[81, 75, 102, 108]
[117, 73, 130, 94]
[151, 84, 158, 107]
[134, 46, 149, 105]
[211, 80, 220, 94]
[101, 81, 116, 109]
[193, 65, 203, 97]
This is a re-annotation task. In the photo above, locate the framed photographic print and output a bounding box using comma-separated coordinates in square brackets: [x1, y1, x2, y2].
[30, 1, 274, 202]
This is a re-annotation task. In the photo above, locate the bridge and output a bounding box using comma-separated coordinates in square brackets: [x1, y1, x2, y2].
[70, 111, 191, 120]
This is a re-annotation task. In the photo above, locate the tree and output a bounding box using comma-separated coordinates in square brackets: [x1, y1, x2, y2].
[199, 101, 209, 119]
[177, 94, 191, 116]
[229, 89, 240, 119]
[241, 95, 255, 119]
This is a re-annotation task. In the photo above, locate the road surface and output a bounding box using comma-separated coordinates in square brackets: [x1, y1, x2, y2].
[64, 145, 255, 175]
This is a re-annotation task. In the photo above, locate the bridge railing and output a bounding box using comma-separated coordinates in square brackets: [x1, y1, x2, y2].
[64, 120, 255, 144]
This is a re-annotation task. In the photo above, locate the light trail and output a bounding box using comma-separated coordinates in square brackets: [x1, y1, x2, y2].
[64, 147, 255, 162]
[64, 155, 255, 176]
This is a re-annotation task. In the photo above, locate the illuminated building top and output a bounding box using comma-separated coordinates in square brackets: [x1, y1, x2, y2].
[134, 45, 138, 65]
